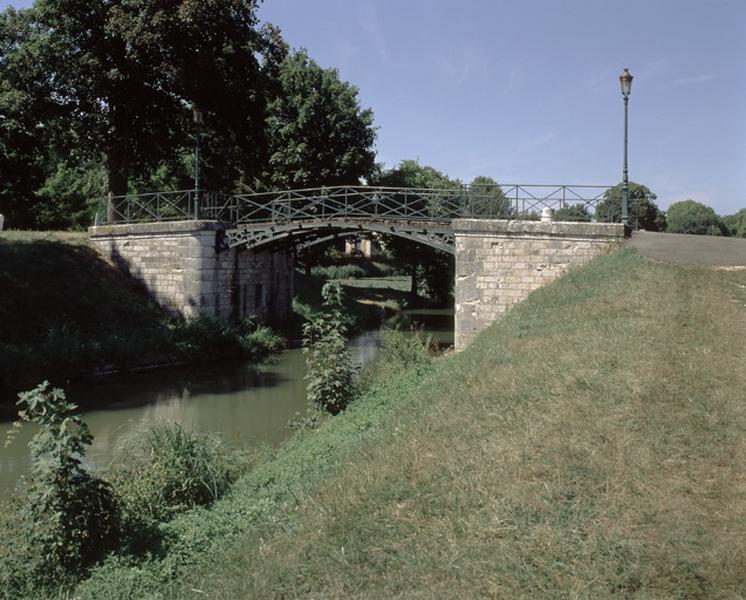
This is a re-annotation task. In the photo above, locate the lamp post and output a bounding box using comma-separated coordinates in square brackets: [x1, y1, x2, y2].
[619, 68, 633, 226]
[192, 103, 204, 219]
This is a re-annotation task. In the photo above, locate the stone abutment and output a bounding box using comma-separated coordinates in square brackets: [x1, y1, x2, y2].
[452, 219, 625, 350]
[89, 221, 294, 325]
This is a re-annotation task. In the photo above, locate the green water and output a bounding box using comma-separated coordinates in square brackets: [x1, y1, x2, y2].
[0, 309, 453, 497]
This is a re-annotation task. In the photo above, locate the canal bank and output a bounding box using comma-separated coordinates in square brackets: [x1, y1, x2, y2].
[0, 308, 453, 497]
[63, 250, 746, 600]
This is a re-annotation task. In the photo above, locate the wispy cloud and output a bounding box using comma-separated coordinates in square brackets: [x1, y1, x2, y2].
[435, 44, 496, 87]
[358, 4, 391, 64]
[672, 73, 713, 86]
[517, 132, 558, 154]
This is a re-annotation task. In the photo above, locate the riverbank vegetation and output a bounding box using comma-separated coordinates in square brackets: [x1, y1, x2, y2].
[4, 248, 743, 598]
[0, 232, 284, 409]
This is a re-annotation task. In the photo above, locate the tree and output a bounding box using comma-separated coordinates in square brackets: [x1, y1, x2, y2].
[666, 199, 728, 236]
[468, 175, 512, 217]
[0, 7, 54, 228]
[554, 204, 591, 222]
[596, 182, 666, 231]
[1, 0, 283, 201]
[263, 50, 377, 189]
[723, 208, 746, 238]
[371, 160, 458, 303]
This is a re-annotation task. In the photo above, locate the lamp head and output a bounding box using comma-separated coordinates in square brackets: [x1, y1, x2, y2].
[192, 103, 204, 125]
[619, 68, 633, 98]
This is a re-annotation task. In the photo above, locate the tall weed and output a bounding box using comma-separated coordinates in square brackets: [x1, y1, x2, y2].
[110, 422, 236, 527]
[1, 383, 119, 595]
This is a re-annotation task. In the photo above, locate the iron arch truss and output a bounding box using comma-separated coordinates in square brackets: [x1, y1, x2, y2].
[224, 218, 455, 255]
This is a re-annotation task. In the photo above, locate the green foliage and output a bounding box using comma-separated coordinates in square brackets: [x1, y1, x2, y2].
[372, 159, 460, 190]
[468, 175, 513, 217]
[665, 199, 728, 236]
[0, 8, 51, 229]
[596, 182, 666, 231]
[310, 258, 393, 281]
[110, 422, 236, 527]
[302, 282, 356, 415]
[6, 382, 119, 589]
[364, 328, 433, 383]
[264, 50, 377, 189]
[312, 263, 368, 279]
[34, 161, 107, 230]
[370, 160, 458, 302]
[554, 204, 591, 222]
[723, 208, 746, 238]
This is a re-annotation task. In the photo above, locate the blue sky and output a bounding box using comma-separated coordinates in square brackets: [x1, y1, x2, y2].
[3, 0, 745, 214]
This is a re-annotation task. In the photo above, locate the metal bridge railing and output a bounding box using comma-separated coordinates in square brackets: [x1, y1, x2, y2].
[94, 184, 615, 226]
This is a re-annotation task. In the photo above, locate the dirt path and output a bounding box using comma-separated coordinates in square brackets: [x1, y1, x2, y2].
[628, 231, 746, 267]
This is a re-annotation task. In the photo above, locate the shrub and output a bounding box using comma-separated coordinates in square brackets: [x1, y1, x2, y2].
[110, 422, 235, 526]
[311, 263, 367, 279]
[554, 204, 591, 222]
[4, 382, 119, 590]
[666, 199, 728, 236]
[302, 282, 357, 415]
[723, 208, 746, 238]
[363, 328, 433, 384]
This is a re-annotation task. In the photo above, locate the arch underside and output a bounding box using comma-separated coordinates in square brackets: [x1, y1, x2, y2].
[225, 219, 455, 254]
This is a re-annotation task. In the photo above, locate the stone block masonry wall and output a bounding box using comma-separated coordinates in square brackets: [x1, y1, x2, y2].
[452, 219, 625, 350]
[89, 220, 294, 325]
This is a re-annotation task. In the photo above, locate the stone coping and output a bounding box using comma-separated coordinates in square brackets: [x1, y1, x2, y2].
[89, 220, 225, 237]
[452, 219, 626, 239]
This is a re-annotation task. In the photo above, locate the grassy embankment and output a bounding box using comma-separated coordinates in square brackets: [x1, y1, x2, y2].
[0, 231, 283, 409]
[69, 249, 746, 598]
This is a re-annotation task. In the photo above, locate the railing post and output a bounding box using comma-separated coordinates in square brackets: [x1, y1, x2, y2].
[106, 192, 115, 224]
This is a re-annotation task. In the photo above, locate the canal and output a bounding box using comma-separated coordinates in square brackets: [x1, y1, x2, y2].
[0, 309, 453, 497]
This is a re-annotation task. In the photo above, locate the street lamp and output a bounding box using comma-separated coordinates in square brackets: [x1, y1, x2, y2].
[619, 68, 633, 226]
[192, 103, 204, 219]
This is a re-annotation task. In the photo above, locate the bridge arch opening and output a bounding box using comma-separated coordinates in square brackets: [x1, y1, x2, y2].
[234, 222, 456, 334]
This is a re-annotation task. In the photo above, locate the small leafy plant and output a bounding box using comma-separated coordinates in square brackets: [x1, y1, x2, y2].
[6, 382, 119, 587]
[302, 282, 357, 416]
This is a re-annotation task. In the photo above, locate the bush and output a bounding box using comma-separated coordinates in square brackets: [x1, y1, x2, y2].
[723, 208, 746, 238]
[3, 382, 120, 591]
[362, 328, 433, 385]
[110, 422, 236, 527]
[302, 282, 357, 415]
[554, 204, 591, 222]
[311, 263, 368, 279]
[666, 199, 727, 236]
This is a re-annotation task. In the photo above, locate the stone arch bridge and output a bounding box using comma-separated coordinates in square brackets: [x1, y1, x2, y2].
[90, 185, 624, 349]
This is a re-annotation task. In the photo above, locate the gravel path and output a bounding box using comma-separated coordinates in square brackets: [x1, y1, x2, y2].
[628, 231, 746, 267]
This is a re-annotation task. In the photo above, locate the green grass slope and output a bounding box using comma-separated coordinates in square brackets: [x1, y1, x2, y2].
[75, 249, 746, 599]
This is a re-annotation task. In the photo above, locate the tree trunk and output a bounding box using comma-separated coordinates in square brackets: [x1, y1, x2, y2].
[105, 104, 130, 222]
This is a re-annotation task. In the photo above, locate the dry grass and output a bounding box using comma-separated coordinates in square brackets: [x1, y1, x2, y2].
[182, 250, 746, 598]
[0, 229, 89, 245]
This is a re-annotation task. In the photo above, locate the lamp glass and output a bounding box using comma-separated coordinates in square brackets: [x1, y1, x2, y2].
[619, 69, 633, 97]
[192, 104, 204, 125]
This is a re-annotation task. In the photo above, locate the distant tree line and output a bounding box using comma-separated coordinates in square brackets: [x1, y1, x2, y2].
[0, 0, 377, 229]
[550, 182, 745, 238]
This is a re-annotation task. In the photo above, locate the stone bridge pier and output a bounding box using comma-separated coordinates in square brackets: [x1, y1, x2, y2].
[89, 221, 294, 325]
[452, 219, 625, 349]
